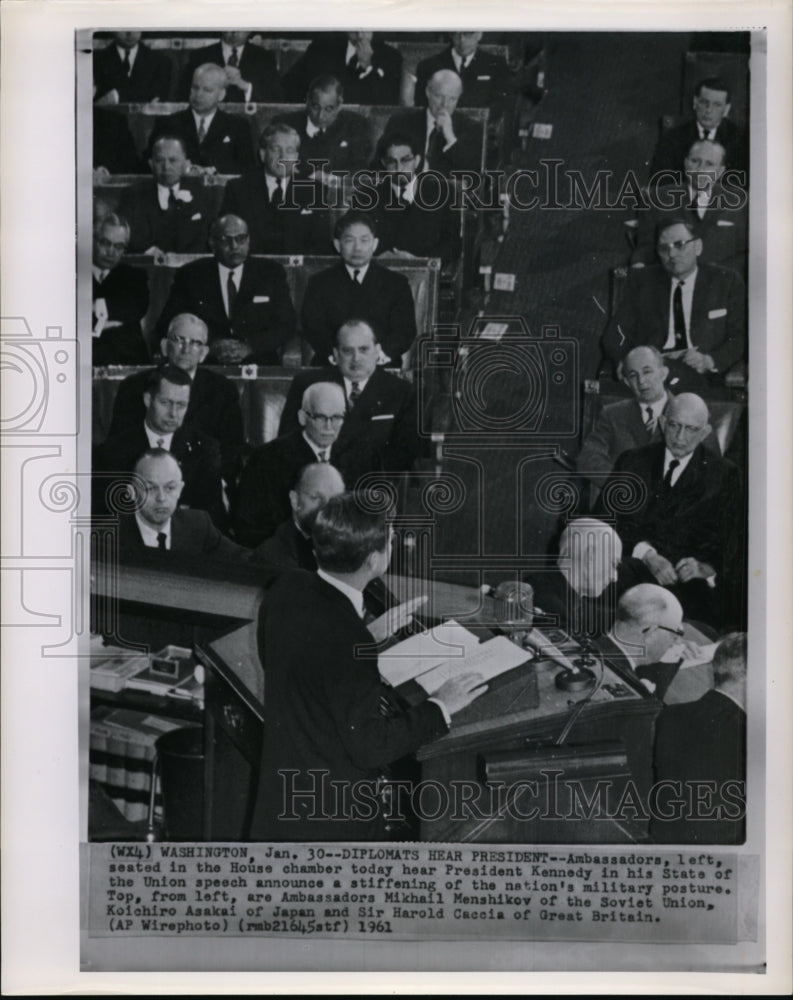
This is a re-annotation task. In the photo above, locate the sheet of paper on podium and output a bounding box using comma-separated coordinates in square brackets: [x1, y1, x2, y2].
[378, 620, 529, 693]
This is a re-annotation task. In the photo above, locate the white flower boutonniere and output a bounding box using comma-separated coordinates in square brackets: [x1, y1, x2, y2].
[175, 190, 193, 204]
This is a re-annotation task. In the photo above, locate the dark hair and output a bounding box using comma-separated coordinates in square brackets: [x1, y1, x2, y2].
[713, 631, 747, 685]
[694, 77, 731, 103]
[656, 217, 699, 242]
[307, 74, 344, 101]
[259, 122, 300, 148]
[150, 133, 189, 158]
[334, 210, 377, 240]
[132, 446, 183, 475]
[145, 363, 192, 395]
[312, 493, 388, 573]
[380, 130, 421, 158]
[334, 318, 378, 346]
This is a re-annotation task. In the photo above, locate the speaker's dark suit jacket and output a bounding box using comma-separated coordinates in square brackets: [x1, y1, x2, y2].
[149, 109, 256, 175]
[179, 41, 283, 103]
[219, 172, 333, 256]
[602, 263, 747, 374]
[119, 178, 213, 254]
[353, 177, 458, 265]
[94, 41, 172, 103]
[415, 46, 512, 112]
[377, 107, 482, 175]
[278, 365, 422, 473]
[273, 109, 375, 177]
[156, 257, 296, 364]
[250, 518, 315, 570]
[108, 366, 244, 485]
[300, 261, 417, 364]
[233, 429, 381, 547]
[649, 117, 748, 182]
[94, 107, 140, 173]
[283, 34, 402, 105]
[118, 508, 246, 563]
[631, 181, 749, 276]
[250, 569, 448, 841]
[92, 264, 150, 366]
[93, 423, 224, 527]
[651, 689, 746, 843]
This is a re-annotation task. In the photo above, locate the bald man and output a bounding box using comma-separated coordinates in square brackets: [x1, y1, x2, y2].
[596, 392, 741, 626]
[234, 381, 381, 546]
[525, 517, 625, 638]
[378, 69, 482, 176]
[149, 63, 256, 175]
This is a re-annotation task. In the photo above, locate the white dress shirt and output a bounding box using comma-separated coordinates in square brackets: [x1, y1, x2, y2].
[344, 262, 369, 284]
[116, 43, 138, 71]
[135, 513, 171, 549]
[192, 108, 217, 135]
[157, 182, 181, 210]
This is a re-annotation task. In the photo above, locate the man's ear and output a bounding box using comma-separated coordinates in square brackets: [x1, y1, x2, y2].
[693, 238, 703, 258]
[288, 489, 299, 513]
[143, 391, 152, 410]
[160, 338, 169, 359]
[148, 158, 155, 174]
[660, 365, 670, 383]
[371, 236, 379, 253]
[297, 408, 307, 428]
[723, 102, 732, 120]
[333, 238, 341, 255]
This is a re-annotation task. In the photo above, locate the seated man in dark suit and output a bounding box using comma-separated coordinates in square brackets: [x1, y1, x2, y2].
[93, 107, 140, 176]
[91, 213, 150, 366]
[149, 63, 256, 175]
[94, 364, 224, 526]
[596, 393, 741, 628]
[273, 75, 374, 188]
[354, 131, 458, 266]
[250, 492, 486, 841]
[93, 31, 172, 104]
[649, 77, 748, 183]
[633, 139, 748, 275]
[178, 32, 283, 103]
[414, 32, 512, 115]
[300, 211, 418, 365]
[118, 448, 247, 563]
[119, 135, 213, 254]
[279, 319, 422, 473]
[526, 518, 624, 639]
[234, 381, 379, 546]
[108, 313, 244, 489]
[156, 214, 296, 365]
[251, 461, 345, 570]
[602, 220, 747, 383]
[651, 631, 747, 843]
[378, 69, 482, 177]
[283, 31, 402, 106]
[219, 123, 332, 255]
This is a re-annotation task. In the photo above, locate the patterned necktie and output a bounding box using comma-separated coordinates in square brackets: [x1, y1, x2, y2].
[271, 179, 283, 207]
[157, 532, 167, 551]
[644, 406, 655, 434]
[662, 458, 680, 489]
[672, 281, 687, 350]
[349, 381, 362, 406]
[227, 270, 238, 317]
[228, 47, 239, 68]
[197, 116, 207, 143]
[122, 49, 131, 77]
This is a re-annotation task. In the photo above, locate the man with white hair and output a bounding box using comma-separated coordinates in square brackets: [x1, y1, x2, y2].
[234, 381, 379, 546]
[149, 63, 256, 175]
[597, 392, 741, 626]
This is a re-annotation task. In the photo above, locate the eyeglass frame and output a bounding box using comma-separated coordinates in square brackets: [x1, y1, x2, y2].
[642, 624, 685, 638]
[656, 237, 698, 255]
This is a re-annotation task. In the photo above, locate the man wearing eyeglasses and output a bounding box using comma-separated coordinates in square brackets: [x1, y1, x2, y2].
[107, 313, 244, 489]
[234, 381, 380, 546]
[156, 214, 297, 365]
[596, 393, 742, 628]
[602, 219, 746, 383]
[91, 213, 150, 366]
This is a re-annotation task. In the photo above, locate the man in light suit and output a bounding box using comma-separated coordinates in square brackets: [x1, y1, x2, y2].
[156, 214, 296, 365]
[378, 69, 483, 177]
[149, 63, 256, 175]
[414, 32, 512, 115]
[179, 32, 283, 104]
[595, 393, 741, 627]
[119, 135, 213, 254]
[602, 220, 747, 380]
[250, 492, 486, 841]
[93, 31, 172, 104]
[219, 123, 332, 255]
[651, 631, 747, 843]
[278, 319, 422, 473]
[91, 213, 150, 366]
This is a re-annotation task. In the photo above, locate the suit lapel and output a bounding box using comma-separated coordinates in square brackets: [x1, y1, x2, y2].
[689, 266, 710, 336]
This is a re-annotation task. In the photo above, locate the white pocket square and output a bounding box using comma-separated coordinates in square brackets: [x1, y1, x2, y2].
[371, 414, 394, 421]
[339, 140, 348, 147]
[191, 213, 202, 221]
[222, 135, 231, 143]
[477, 75, 491, 80]
[708, 308, 728, 319]
[253, 295, 270, 303]
[716, 219, 734, 227]
[300, 208, 313, 215]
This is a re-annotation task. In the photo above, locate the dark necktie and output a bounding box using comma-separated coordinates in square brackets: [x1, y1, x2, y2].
[427, 125, 445, 169]
[346, 52, 357, 70]
[157, 532, 167, 551]
[167, 186, 177, 209]
[644, 406, 655, 433]
[122, 49, 131, 77]
[318, 449, 328, 462]
[271, 179, 283, 207]
[227, 271, 238, 316]
[228, 47, 239, 68]
[672, 281, 687, 350]
[349, 381, 362, 406]
[155, 437, 165, 448]
[352, 269, 361, 284]
[196, 116, 207, 143]
[662, 458, 680, 489]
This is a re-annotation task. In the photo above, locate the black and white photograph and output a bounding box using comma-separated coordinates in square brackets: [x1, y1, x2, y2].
[1, 1, 791, 994]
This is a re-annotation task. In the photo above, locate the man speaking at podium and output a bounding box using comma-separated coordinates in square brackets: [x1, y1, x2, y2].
[251, 493, 486, 841]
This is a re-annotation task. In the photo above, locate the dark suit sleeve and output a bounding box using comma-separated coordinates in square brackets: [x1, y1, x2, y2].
[234, 445, 287, 546]
[299, 275, 333, 358]
[383, 380, 423, 471]
[180, 434, 225, 528]
[108, 375, 145, 438]
[709, 269, 747, 373]
[195, 509, 251, 561]
[386, 273, 418, 360]
[100, 266, 150, 325]
[218, 177, 244, 219]
[243, 263, 298, 359]
[211, 379, 245, 486]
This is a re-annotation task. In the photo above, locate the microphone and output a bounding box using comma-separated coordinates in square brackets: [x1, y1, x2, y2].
[554, 634, 598, 692]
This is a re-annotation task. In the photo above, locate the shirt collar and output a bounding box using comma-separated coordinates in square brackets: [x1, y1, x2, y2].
[317, 567, 365, 618]
[265, 172, 289, 194]
[345, 41, 357, 65]
[217, 261, 243, 280]
[116, 43, 138, 64]
[301, 430, 331, 461]
[663, 446, 695, 477]
[221, 40, 245, 62]
[452, 49, 472, 72]
[193, 108, 216, 129]
[391, 176, 417, 202]
[135, 511, 171, 548]
[144, 424, 174, 450]
[305, 117, 322, 137]
[92, 264, 110, 283]
[644, 391, 668, 421]
[673, 265, 698, 288]
[343, 374, 369, 396]
[345, 262, 369, 282]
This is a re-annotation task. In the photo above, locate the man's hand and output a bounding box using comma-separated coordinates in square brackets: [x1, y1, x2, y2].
[95, 88, 120, 106]
[212, 338, 249, 365]
[675, 557, 716, 582]
[434, 110, 457, 146]
[186, 163, 216, 177]
[93, 166, 111, 182]
[367, 595, 427, 642]
[432, 673, 488, 715]
[353, 33, 374, 69]
[643, 551, 678, 585]
[143, 245, 165, 257]
[681, 348, 715, 374]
